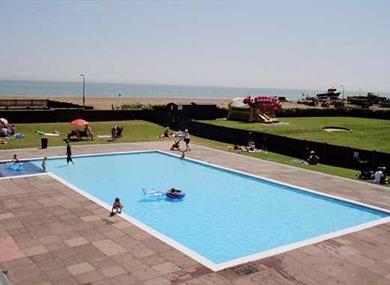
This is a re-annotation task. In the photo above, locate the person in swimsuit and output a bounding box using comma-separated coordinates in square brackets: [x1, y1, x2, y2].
[111, 197, 123, 215]
[66, 140, 74, 165]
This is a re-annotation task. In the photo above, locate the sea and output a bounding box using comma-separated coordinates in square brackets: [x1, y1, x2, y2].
[0, 80, 388, 101]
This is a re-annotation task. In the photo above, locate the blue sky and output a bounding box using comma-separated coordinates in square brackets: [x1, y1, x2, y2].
[0, 1, 389, 92]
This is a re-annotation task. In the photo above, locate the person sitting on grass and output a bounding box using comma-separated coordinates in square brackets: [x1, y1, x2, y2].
[373, 166, 388, 185]
[111, 197, 123, 215]
[84, 124, 93, 140]
[159, 127, 173, 138]
[307, 150, 320, 165]
[374, 167, 384, 184]
[5, 124, 16, 137]
[67, 129, 81, 140]
[116, 126, 123, 138]
[111, 125, 124, 140]
[111, 125, 117, 139]
[381, 167, 388, 184]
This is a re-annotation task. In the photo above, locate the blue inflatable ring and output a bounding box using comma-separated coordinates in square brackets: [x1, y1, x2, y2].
[165, 192, 185, 199]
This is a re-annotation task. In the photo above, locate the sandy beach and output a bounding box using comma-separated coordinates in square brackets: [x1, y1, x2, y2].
[0, 95, 311, 110]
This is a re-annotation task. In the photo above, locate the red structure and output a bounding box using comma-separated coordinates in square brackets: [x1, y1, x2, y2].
[243, 96, 282, 117]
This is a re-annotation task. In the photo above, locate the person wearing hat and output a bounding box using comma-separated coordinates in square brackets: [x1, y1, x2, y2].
[183, 129, 191, 151]
[307, 150, 319, 165]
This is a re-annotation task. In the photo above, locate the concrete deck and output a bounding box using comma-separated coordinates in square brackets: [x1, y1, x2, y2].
[0, 142, 390, 284]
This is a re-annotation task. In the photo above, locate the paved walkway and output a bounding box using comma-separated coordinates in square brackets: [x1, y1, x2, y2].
[0, 142, 390, 284]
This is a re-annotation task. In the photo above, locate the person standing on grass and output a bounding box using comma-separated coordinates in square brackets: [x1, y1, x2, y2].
[66, 140, 74, 165]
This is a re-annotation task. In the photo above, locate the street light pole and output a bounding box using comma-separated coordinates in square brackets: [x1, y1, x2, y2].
[340, 84, 345, 100]
[80, 74, 85, 109]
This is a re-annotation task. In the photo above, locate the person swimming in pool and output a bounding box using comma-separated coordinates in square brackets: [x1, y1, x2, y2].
[11, 154, 19, 164]
[167, 188, 182, 195]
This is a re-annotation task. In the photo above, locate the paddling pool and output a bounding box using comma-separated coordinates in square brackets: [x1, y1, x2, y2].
[26, 151, 390, 270]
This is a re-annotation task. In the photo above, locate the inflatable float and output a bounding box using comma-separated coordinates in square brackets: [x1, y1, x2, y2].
[35, 130, 60, 136]
[165, 189, 185, 199]
[141, 188, 165, 201]
[141, 188, 185, 201]
[7, 162, 24, 171]
[227, 96, 281, 123]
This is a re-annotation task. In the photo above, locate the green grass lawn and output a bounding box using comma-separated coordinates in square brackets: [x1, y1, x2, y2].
[191, 136, 359, 180]
[198, 117, 390, 153]
[1, 120, 383, 186]
[1, 120, 163, 149]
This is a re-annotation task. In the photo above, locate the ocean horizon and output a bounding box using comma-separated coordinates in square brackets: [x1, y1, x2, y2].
[0, 79, 388, 101]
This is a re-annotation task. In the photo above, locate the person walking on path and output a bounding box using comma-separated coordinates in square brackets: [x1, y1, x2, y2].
[66, 140, 74, 165]
[183, 129, 191, 151]
[42, 156, 47, 171]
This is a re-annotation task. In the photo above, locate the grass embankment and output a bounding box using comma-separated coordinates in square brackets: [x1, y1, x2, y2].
[1, 120, 361, 182]
[1, 120, 162, 149]
[199, 117, 390, 153]
[191, 136, 358, 179]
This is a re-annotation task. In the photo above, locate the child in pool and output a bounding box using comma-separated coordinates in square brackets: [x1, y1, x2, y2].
[11, 154, 19, 163]
[42, 157, 47, 171]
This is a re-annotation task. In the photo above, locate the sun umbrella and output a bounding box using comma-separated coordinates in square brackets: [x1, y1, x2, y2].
[71, 118, 88, 126]
[0, 118, 8, 125]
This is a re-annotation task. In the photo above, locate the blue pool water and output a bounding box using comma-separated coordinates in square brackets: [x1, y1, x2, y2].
[32, 152, 389, 265]
[0, 162, 44, 177]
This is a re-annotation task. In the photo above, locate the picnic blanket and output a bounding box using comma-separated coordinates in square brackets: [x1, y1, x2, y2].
[97, 135, 112, 138]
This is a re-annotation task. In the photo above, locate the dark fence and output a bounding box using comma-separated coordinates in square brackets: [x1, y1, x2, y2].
[47, 100, 93, 109]
[141, 109, 194, 130]
[0, 99, 93, 110]
[0, 99, 48, 109]
[188, 121, 390, 171]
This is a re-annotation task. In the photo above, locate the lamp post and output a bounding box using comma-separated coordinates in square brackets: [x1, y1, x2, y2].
[340, 84, 345, 100]
[80, 74, 85, 109]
